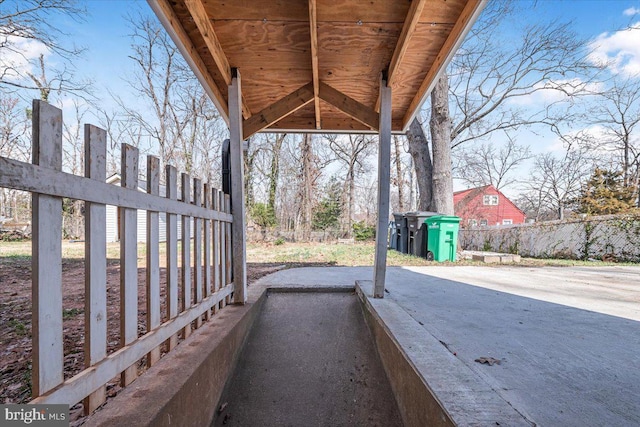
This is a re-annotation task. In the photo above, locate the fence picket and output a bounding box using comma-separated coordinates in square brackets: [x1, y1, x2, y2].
[165, 165, 179, 350]
[225, 194, 233, 305]
[212, 188, 221, 314]
[31, 100, 64, 397]
[119, 143, 139, 386]
[203, 183, 212, 321]
[181, 173, 192, 339]
[83, 124, 107, 414]
[219, 190, 226, 309]
[146, 156, 161, 367]
[193, 178, 203, 329]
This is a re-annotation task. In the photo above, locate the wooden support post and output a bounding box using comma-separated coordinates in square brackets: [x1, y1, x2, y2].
[165, 165, 179, 350]
[229, 68, 247, 304]
[31, 100, 63, 397]
[83, 124, 107, 414]
[181, 173, 192, 338]
[193, 178, 203, 328]
[373, 76, 392, 298]
[203, 183, 212, 321]
[119, 143, 139, 385]
[146, 156, 161, 367]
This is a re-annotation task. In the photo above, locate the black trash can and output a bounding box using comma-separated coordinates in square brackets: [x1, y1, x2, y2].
[392, 213, 409, 254]
[405, 211, 441, 258]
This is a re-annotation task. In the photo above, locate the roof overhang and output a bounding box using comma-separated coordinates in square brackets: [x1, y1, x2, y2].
[148, 0, 486, 138]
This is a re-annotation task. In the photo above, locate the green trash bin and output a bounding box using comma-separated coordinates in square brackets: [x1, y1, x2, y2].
[424, 216, 461, 262]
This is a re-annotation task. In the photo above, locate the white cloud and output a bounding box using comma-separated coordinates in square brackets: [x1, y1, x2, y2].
[588, 22, 640, 76]
[623, 7, 640, 16]
[0, 30, 51, 81]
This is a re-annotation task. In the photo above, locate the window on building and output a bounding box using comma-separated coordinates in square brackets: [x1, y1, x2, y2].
[479, 219, 488, 226]
[469, 219, 478, 227]
[483, 195, 499, 205]
[502, 219, 513, 225]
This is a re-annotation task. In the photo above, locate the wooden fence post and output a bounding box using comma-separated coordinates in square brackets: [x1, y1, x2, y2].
[181, 173, 192, 338]
[31, 100, 63, 397]
[225, 194, 233, 305]
[146, 155, 161, 367]
[193, 178, 203, 329]
[218, 189, 226, 310]
[203, 183, 212, 321]
[83, 124, 107, 414]
[120, 143, 139, 386]
[212, 188, 221, 313]
[165, 165, 179, 350]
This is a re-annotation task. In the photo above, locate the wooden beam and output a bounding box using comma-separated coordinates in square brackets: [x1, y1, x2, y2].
[308, 0, 321, 129]
[183, 0, 251, 119]
[376, 0, 426, 112]
[229, 69, 247, 304]
[243, 83, 314, 138]
[148, 0, 229, 120]
[402, 0, 485, 128]
[373, 75, 392, 298]
[318, 81, 379, 130]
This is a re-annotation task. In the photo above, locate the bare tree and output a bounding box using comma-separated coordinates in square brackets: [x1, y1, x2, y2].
[392, 135, 405, 212]
[0, 1, 91, 99]
[326, 134, 376, 234]
[430, 75, 454, 215]
[407, 2, 597, 214]
[406, 118, 433, 210]
[521, 148, 594, 220]
[454, 137, 532, 190]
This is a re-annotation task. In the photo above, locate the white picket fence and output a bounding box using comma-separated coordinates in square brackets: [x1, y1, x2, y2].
[0, 100, 235, 412]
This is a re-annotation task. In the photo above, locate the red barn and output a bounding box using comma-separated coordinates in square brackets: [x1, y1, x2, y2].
[454, 185, 526, 227]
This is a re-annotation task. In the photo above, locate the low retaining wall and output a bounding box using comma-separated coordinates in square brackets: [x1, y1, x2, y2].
[460, 214, 640, 261]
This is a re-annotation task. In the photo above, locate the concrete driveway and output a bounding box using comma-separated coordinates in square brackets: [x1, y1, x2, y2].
[256, 265, 640, 426]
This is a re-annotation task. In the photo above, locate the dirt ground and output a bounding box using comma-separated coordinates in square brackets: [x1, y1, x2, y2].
[0, 256, 331, 423]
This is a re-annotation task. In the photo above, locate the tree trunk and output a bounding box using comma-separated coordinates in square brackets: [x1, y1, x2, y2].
[430, 74, 454, 215]
[406, 118, 433, 211]
[393, 135, 404, 211]
[268, 134, 285, 213]
[300, 134, 314, 240]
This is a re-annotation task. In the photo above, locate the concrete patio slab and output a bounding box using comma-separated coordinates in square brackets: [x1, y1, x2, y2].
[253, 265, 640, 426]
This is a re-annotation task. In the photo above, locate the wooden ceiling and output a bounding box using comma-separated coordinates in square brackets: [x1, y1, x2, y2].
[148, 0, 485, 138]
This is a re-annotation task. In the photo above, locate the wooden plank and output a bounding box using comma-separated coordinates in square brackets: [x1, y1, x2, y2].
[183, 0, 251, 118]
[203, 184, 212, 320]
[374, 76, 392, 298]
[181, 173, 192, 338]
[193, 178, 203, 329]
[0, 156, 232, 222]
[146, 155, 161, 367]
[308, 0, 321, 129]
[318, 81, 379, 130]
[402, 0, 485, 128]
[225, 194, 233, 305]
[165, 165, 179, 350]
[147, 0, 230, 121]
[119, 143, 139, 386]
[83, 124, 107, 414]
[229, 69, 247, 304]
[212, 188, 221, 313]
[31, 100, 63, 397]
[32, 283, 235, 407]
[243, 83, 314, 139]
[218, 191, 231, 309]
[375, 0, 426, 112]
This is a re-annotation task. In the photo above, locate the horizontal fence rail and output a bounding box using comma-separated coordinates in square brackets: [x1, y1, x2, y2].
[0, 100, 235, 412]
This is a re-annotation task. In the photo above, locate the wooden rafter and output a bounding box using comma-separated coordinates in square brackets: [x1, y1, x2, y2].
[402, 0, 484, 128]
[150, 0, 229, 118]
[308, 0, 321, 129]
[184, 0, 251, 119]
[375, 0, 426, 112]
[318, 82, 379, 130]
[243, 83, 315, 138]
